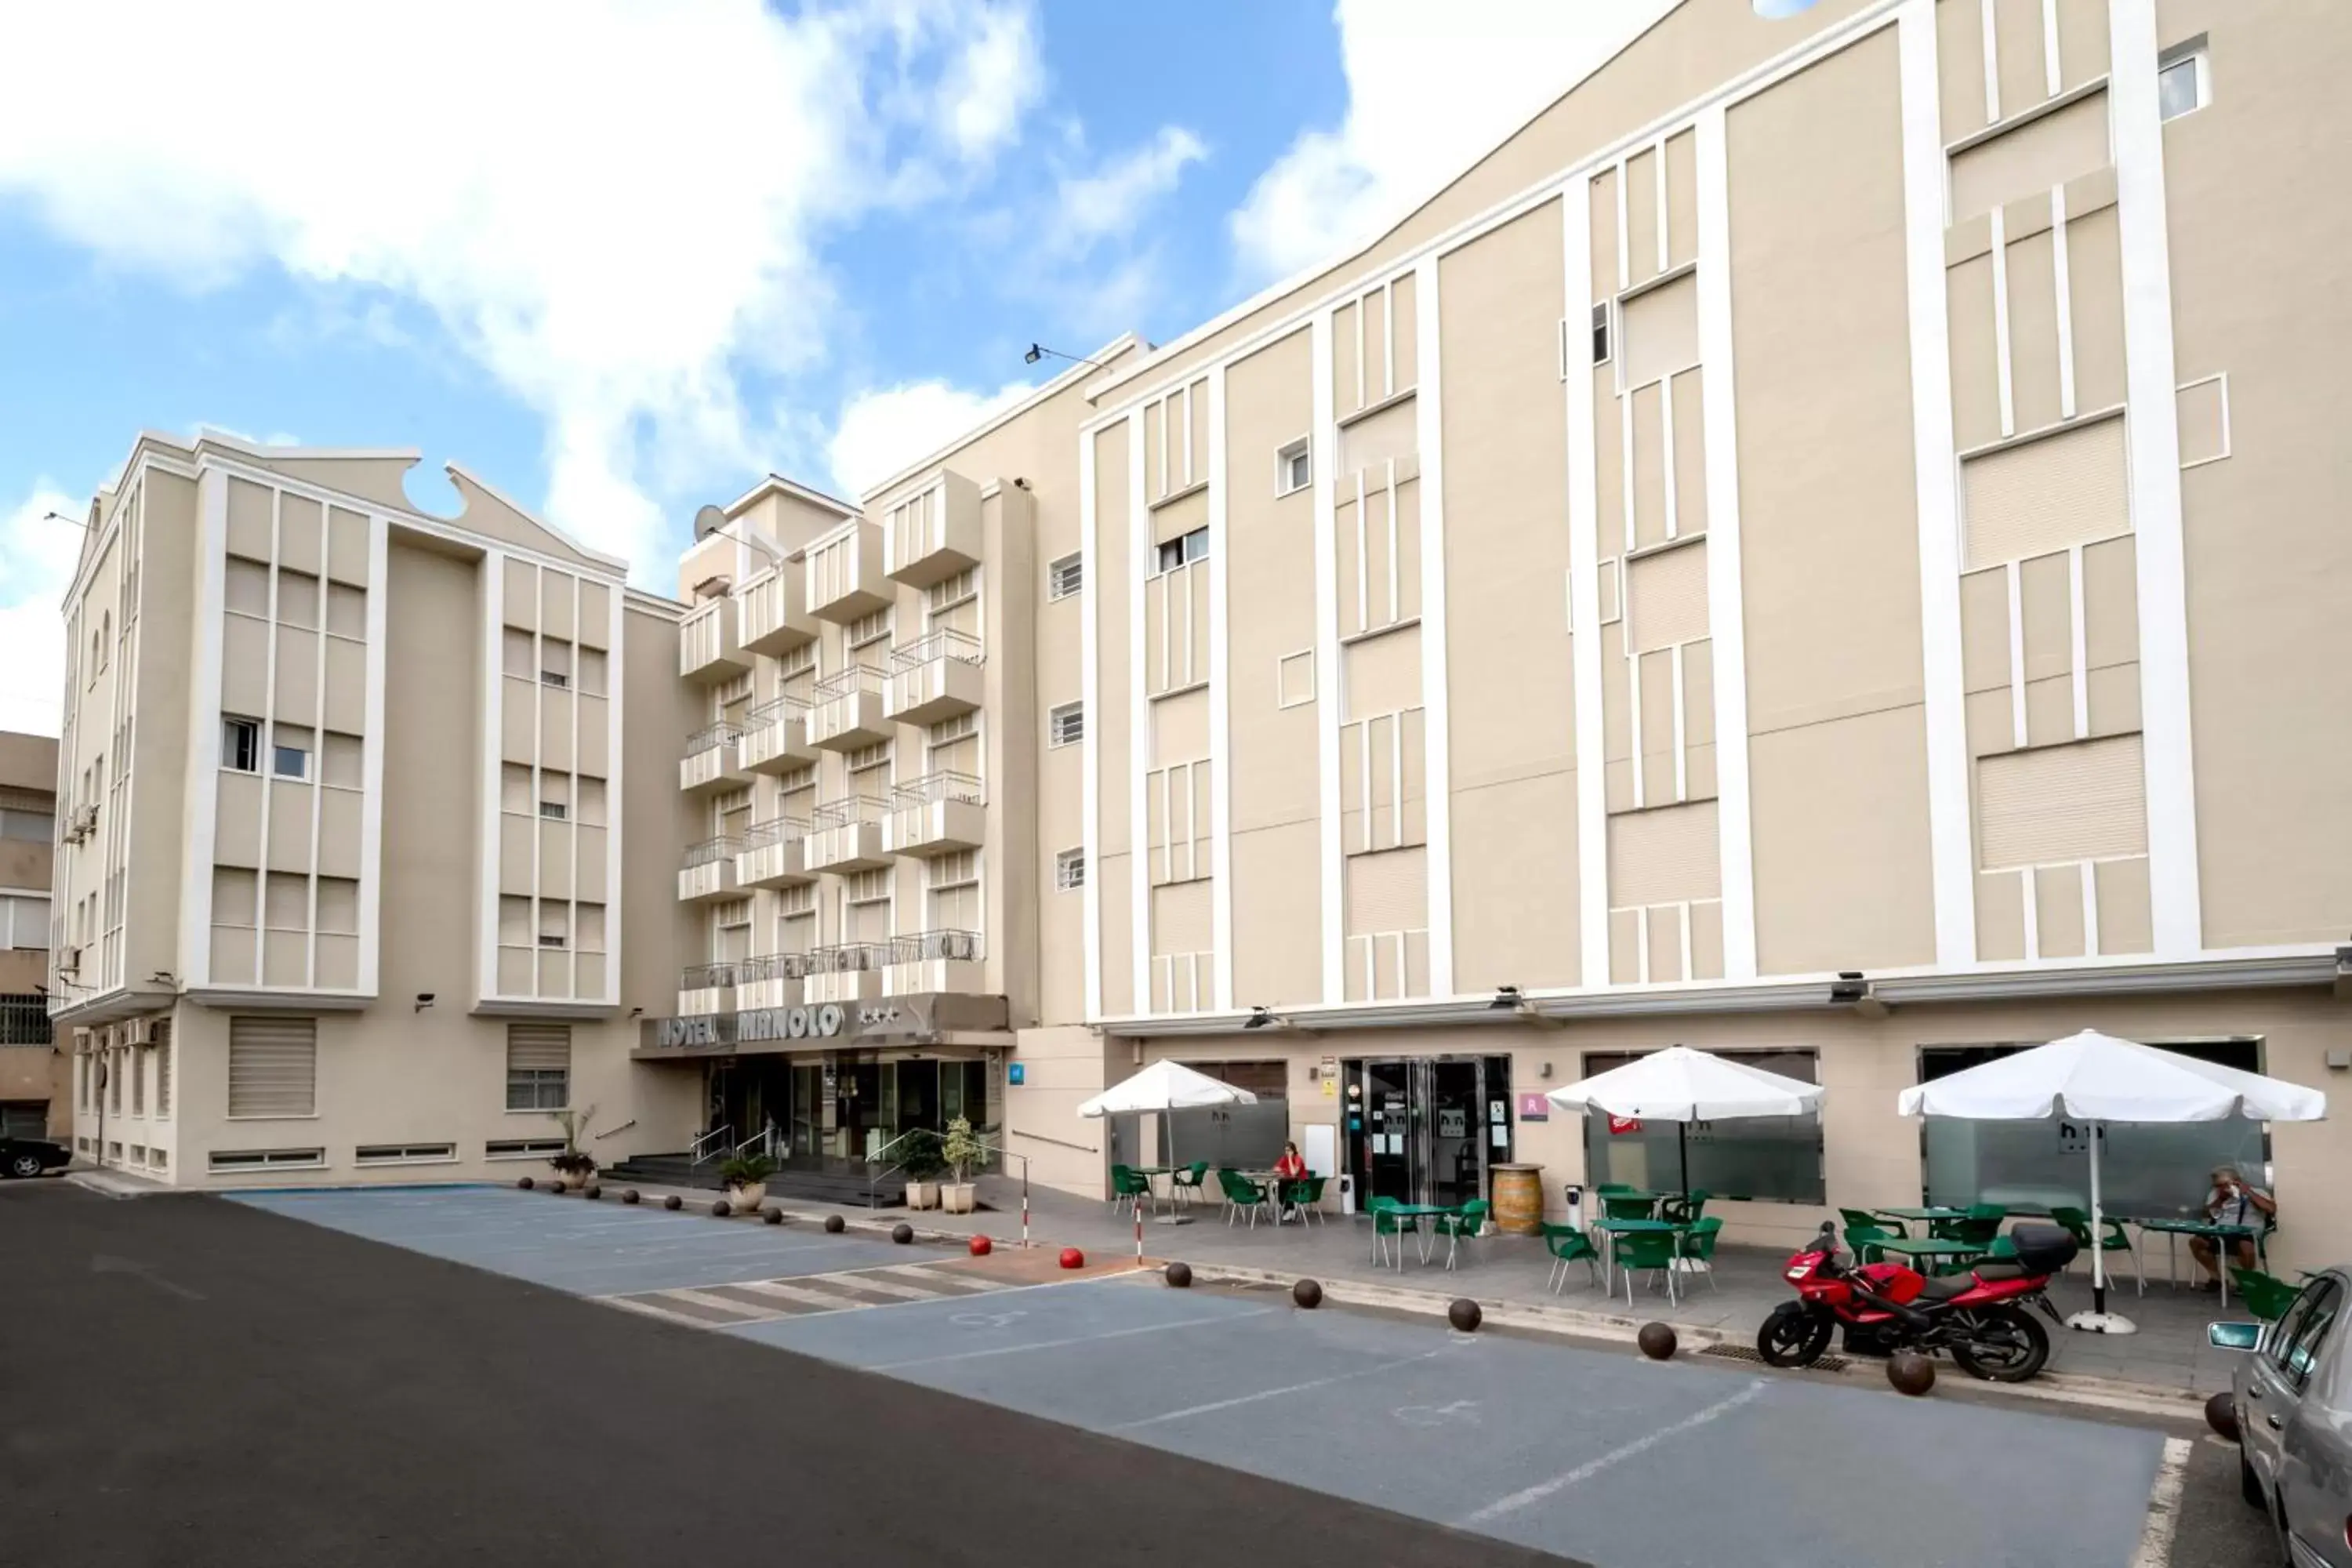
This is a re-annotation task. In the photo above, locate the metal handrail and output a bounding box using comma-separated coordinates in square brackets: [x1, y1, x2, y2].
[891, 771, 983, 808]
[685, 722, 743, 754]
[738, 951, 819, 982]
[890, 928, 983, 964]
[688, 1123, 733, 1169]
[813, 662, 888, 701]
[811, 941, 891, 973]
[1007, 1127, 1098, 1155]
[740, 816, 810, 850]
[811, 794, 889, 830]
[747, 693, 808, 724]
[682, 836, 741, 868]
[681, 961, 737, 989]
[889, 627, 985, 670]
[590, 1119, 639, 1141]
[733, 1127, 775, 1162]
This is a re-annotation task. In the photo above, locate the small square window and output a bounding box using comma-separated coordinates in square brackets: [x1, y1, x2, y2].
[1592, 301, 1612, 367]
[272, 744, 309, 781]
[539, 800, 567, 820]
[1047, 553, 1083, 601]
[222, 717, 260, 773]
[540, 670, 568, 689]
[1276, 440, 1311, 497]
[1154, 527, 1210, 575]
[1047, 702, 1084, 749]
[1054, 847, 1086, 891]
[2158, 43, 2207, 122]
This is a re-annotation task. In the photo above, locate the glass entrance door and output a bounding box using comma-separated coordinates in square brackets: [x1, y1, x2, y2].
[1345, 1056, 1513, 1209]
[1360, 1060, 1417, 1203]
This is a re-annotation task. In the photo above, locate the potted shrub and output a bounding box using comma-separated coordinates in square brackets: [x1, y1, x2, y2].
[938, 1116, 985, 1214]
[719, 1149, 777, 1211]
[547, 1105, 598, 1191]
[898, 1129, 946, 1210]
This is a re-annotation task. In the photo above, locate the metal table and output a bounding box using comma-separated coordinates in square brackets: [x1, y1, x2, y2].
[1593, 1217, 1690, 1297]
[2135, 1218, 2261, 1308]
[1871, 1236, 1987, 1275]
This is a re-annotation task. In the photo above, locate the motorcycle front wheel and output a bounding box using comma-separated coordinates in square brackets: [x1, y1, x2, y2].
[1949, 1305, 2050, 1382]
[1756, 1302, 1835, 1367]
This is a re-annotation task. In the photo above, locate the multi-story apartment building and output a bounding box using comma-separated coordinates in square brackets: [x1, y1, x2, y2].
[49, 430, 699, 1182]
[0, 731, 61, 1138]
[64, 1, 2352, 1269]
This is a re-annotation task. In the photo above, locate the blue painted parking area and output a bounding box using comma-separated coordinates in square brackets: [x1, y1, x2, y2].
[242, 1188, 2168, 1567]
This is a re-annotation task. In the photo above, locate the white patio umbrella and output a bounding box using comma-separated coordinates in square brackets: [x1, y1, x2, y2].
[1896, 1029, 2326, 1334]
[1545, 1044, 1824, 1122]
[1079, 1061, 1256, 1229]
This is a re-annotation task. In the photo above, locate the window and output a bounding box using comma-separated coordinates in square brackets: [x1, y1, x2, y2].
[485, 1138, 567, 1160]
[539, 800, 567, 820]
[505, 1024, 571, 1111]
[1047, 702, 1084, 748]
[1592, 301, 1612, 366]
[2268, 1277, 2343, 1390]
[223, 717, 260, 773]
[846, 608, 893, 650]
[1047, 553, 1083, 601]
[926, 567, 978, 616]
[208, 1148, 326, 1172]
[227, 1016, 317, 1119]
[154, 1022, 171, 1116]
[0, 893, 49, 950]
[1276, 440, 1311, 496]
[2158, 40, 2208, 122]
[356, 1142, 458, 1166]
[1155, 527, 1210, 574]
[0, 808, 52, 842]
[537, 905, 569, 949]
[1581, 1047, 1824, 1203]
[1055, 847, 1086, 891]
[540, 669, 568, 689]
[272, 742, 309, 780]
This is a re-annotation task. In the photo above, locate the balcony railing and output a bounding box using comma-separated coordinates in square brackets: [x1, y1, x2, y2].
[748, 693, 808, 725]
[811, 941, 892, 974]
[813, 663, 888, 702]
[891, 771, 983, 809]
[740, 816, 810, 851]
[739, 951, 822, 984]
[681, 962, 738, 989]
[891, 929, 985, 964]
[685, 722, 744, 757]
[889, 628, 985, 670]
[811, 795, 890, 830]
[682, 836, 741, 869]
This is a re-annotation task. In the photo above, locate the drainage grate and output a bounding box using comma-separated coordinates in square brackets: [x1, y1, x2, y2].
[1701, 1341, 1849, 1372]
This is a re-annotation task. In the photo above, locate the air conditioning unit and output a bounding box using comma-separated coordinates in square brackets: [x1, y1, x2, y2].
[56, 946, 79, 976]
[65, 804, 98, 843]
[123, 1018, 154, 1047]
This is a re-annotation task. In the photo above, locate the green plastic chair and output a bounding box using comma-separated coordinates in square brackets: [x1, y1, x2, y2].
[1841, 1207, 1905, 1240]
[1283, 1174, 1328, 1225]
[1368, 1196, 1421, 1269]
[2050, 1206, 2142, 1293]
[1679, 1217, 1724, 1292]
[1540, 1221, 1600, 1293]
[1168, 1160, 1210, 1207]
[1216, 1167, 1270, 1229]
[2231, 1267, 2302, 1323]
[1843, 1222, 1894, 1265]
[1601, 1192, 1658, 1221]
[1658, 1190, 1711, 1225]
[1436, 1200, 1491, 1270]
[1109, 1163, 1152, 1216]
[1934, 1203, 2005, 1243]
[1611, 1228, 1684, 1308]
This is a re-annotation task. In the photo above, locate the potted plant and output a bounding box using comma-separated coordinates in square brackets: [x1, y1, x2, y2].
[719, 1149, 778, 1211]
[938, 1116, 985, 1214]
[548, 1105, 597, 1190]
[898, 1128, 946, 1210]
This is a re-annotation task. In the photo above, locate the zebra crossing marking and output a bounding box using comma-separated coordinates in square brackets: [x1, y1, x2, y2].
[604, 1258, 1020, 1329]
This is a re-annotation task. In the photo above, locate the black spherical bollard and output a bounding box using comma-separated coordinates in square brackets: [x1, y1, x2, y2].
[583, 1184, 601, 1201]
[1637, 1322, 1678, 1361]
[1888, 1349, 1936, 1397]
[1164, 1261, 1193, 1289]
[763, 1207, 784, 1226]
[1292, 1278, 1323, 1309]
[891, 1221, 915, 1245]
[711, 1200, 731, 1218]
[2205, 1391, 2239, 1441]
[824, 1214, 846, 1234]
[663, 1194, 683, 1211]
[1448, 1298, 1483, 1334]
[516, 1176, 535, 1190]
[621, 1189, 640, 1205]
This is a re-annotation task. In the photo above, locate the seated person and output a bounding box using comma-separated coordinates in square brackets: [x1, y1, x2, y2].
[2189, 1164, 2274, 1290]
[1272, 1141, 1308, 1221]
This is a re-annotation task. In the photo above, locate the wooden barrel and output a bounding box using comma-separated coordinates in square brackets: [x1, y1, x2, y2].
[1490, 1163, 1544, 1235]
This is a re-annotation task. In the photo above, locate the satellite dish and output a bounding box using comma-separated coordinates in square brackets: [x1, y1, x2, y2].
[694, 503, 727, 539]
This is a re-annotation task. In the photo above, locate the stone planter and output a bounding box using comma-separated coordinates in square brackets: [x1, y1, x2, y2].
[726, 1181, 768, 1211]
[939, 1182, 976, 1214]
[555, 1166, 593, 1191]
[906, 1180, 939, 1210]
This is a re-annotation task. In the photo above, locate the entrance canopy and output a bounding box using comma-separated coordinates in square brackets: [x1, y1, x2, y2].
[1546, 1044, 1822, 1122]
[1896, 1029, 2325, 1123]
[1077, 1058, 1258, 1118]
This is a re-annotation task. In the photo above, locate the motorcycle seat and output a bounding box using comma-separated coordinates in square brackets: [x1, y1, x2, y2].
[1911, 1272, 1975, 1301]
[1971, 1261, 2031, 1282]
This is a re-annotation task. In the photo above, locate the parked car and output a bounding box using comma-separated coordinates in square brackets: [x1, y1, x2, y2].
[2212, 1265, 2352, 1567]
[1, 1133, 70, 1179]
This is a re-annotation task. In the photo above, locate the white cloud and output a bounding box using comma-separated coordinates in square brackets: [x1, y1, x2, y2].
[826, 379, 1035, 499]
[1230, 0, 1676, 285]
[0, 0, 1044, 583]
[1055, 126, 1207, 247]
[0, 483, 85, 738]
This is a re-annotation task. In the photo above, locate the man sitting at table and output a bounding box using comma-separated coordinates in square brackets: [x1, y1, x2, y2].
[2189, 1164, 2274, 1290]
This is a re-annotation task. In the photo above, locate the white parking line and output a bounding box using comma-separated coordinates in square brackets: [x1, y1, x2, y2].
[869, 1308, 1279, 1372]
[1112, 1348, 1449, 1432]
[2129, 1436, 2190, 1568]
[1457, 1379, 1769, 1526]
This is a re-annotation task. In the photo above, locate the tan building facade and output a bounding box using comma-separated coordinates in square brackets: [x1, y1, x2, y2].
[64, 2, 2352, 1265]
[0, 731, 63, 1137]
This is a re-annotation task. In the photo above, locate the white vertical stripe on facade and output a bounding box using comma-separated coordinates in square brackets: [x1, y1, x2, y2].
[1312, 313, 1344, 1003]
[2109, 0, 2202, 957]
[1381, 278, 1396, 400]
[1614, 157, 1630, 292]
[530, 564, 544, 998]
[2068, 544, 2089, 740]
[1079, 432, 1101, 1019]
[1979, 0, 2002, 127]
[182, 469, 229, 985]
[1653, 136, 1670, 274]
[1898, 0, 1979, 968]
[1127, 416, 1151, 1011]
[1207, 366, 1233, 1011]
[253, 489, 281, 988]
[1413, 252, 1454, 997]
[305, 558, 327, 986]
[2005, 561, 2029, 747]
[1619, 390, 1637, 554]
[1989, 208, 2016, 437]
[2040, 0, 2063, 97]
[1563, 180, 1611, 991]
[2020, 863, 2040, 958]
[1659, 381, 1679, 540]
[568, 573, 583, 998]
[2051, 184, 2077, 419]
[477, 553, 506, 1004]
[1627, 650, 1646, 808]
[357, 510, 388, 996]
[1694, 104, 1758, 982]
[2080, 857, 2101, 956]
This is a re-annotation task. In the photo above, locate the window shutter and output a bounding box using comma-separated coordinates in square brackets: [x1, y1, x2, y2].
[227, 1016, 317, 1118]
[506, 1023, 572, 1076]
[1976, 735, 2148, 869]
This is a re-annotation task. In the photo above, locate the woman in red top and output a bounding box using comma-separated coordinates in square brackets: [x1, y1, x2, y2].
[1272, 1142, 1308, 1222]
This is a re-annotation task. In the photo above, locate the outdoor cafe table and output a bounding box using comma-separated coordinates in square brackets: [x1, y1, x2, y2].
[1874, 1206, 1969, 1235]
[1593, 1216, 1692, 1294]
[1871, 1236, 1988, 1274]
[2136, 1218, 2263, 1308]
[1374, 1203, 1456, 1268]
[1237, 1171, 1311, 1227]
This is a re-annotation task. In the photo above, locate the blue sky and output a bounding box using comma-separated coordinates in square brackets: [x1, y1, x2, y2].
[0, 0, 1675, 735]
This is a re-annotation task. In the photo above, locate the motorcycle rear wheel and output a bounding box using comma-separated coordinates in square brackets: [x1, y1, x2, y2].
[1757, 1302, 1835, 1368]
[1948, 1305, 2049, 1382]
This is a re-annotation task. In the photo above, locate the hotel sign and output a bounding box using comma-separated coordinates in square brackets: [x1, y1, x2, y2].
[651, 1004, 845, 1050]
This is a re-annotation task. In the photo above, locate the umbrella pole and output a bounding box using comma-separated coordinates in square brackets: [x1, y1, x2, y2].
[2066, 1117, 2136, 1335]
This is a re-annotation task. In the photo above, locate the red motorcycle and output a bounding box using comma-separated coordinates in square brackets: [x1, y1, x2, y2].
[1756, 1221, 2078, 1382]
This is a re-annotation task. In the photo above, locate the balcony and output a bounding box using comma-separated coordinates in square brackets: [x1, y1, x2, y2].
[739, 566, 818, 655]
[735, 951, 816, 1011]
[886, 771, 985, 855]
[883, 629, 985, 724]
[680, 597, 752, 683]
[805, 519, 891, 623]
[804, 796, 890, 874]
[741, 695, 818, 774]
[678, 837, 743, 902]
[883, 471, 982, 587]
[807, 664, 892, 751]
[678, 961, 736, 1017]
[804, 942, 888, 1005]
[679, 723, 751, 795]
[884, 928, 986, 996]
[735, 816, 813, 888]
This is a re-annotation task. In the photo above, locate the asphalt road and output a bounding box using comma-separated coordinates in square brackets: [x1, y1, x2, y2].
[3, 1182, 1569, 1567]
